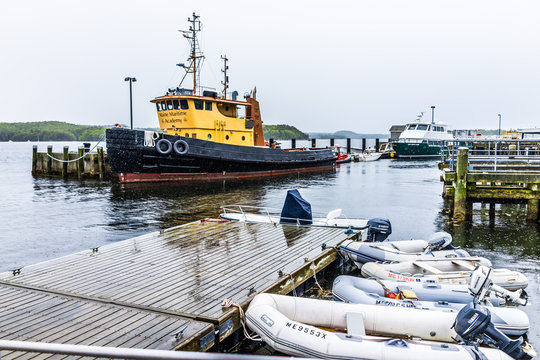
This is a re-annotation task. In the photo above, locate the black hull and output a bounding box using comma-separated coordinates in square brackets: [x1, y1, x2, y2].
[106, 128, 337, 182]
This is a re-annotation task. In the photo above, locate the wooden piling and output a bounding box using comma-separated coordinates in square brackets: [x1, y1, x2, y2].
[46, 145, 53, 175]
[62, 146, 69, 179]
[291, 138, 296, 149]
[77, 147, 84, 180]
[97, 146, 104, 180]
[375, 138, 380, 151]
[32, 145, 37, 175]
[347, 138, 351, 154]
[311, 138, 316, 148]
[453, 147, 469, 222]
[362, 138, 366, 152]
[527, 184, 539, 221]
[330, 138, 334, 147]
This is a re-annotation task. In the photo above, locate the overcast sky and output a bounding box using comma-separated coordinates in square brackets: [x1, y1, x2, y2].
[1, 0, 539, 133]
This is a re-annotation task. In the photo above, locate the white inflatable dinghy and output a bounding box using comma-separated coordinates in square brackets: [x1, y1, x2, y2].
[332, 275, 529, 336]
[246, 293, 513, 360]
[361, 259, 528, 290]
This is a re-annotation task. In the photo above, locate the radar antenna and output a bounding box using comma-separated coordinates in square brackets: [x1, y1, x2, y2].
[177, 12, 205, 95]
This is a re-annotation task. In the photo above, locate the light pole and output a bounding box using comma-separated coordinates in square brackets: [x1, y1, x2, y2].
[124, 77, 137, 129]
[498, 114, 502, 136]
[431, 105, 435, 124]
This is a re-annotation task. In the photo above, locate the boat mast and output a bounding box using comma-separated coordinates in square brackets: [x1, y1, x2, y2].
[221, 55, 229, 99]
[178, 13, 204, 95]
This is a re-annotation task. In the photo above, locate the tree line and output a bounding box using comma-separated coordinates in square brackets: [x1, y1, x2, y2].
[0, 121, 108, 141]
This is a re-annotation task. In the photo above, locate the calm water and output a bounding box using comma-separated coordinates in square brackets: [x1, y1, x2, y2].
[1, 141, 539, 348]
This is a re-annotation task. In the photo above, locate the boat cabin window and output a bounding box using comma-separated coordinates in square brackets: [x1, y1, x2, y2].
[156, 103, 162, 111]
[194, 99, 204, 110]
[173, 100, 180, 110]
[407, 124, 417, 130]
[417, 124, 428, 131]
[180, 100, 189, 109]
[167, 100, 173, 110]
[205, 101, 212, 111]
[161, 101, 166, 111]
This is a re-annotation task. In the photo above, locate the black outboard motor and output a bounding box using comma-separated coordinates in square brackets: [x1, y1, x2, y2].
[365, 218, 392, 242]
[454, 302, 533, 360]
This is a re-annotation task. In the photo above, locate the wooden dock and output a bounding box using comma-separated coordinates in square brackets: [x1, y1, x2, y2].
[32, 145, 113, 180]
[441, 147, 540, 222]
[0, 220, 353, 358]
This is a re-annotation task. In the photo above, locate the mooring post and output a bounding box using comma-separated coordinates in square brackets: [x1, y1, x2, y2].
[46, 145, 53, 175]
[77, 147, 84, 180]
[375, 138, 380, 151]
[291, 138, 296, 149]
[346, 138, 351, 154]
[32, 145, 38, 175]
[62, 146, 69, 179]
[489, 201, 496, 225]
[311, 138, 316, 148]
[527, 184, 539, 221]
[330, 138, 334, 147]
[97, 146, 104, 181]
[362, 138, 366, 152]
[453, 147, 469, 222]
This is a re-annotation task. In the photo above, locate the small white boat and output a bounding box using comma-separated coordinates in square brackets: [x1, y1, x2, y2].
[354, 151, 382, 162]
[220, 189, 368, 230]
[246, 293, 512, 360]
[332, 275, 529, 336]
[361, 259, 528, 290]
[339, 232, 473, 264]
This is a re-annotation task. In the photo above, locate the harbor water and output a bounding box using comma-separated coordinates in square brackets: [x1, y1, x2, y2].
[1, 140, 539, 349]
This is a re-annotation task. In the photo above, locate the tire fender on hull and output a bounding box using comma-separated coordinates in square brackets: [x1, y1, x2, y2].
[173, 139, 189, 155]
[156, 138, 172, 155]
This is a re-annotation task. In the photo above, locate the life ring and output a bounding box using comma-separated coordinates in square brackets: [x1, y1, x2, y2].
[173, 139, 189, 155]
[156, 138, 172, 155]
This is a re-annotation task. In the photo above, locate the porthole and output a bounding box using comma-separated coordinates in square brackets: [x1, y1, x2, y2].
[185, 133, 189, 137]
[225, 135, 230, 140]
[208, 134, 212, 139]
[242, 136, 245, 141]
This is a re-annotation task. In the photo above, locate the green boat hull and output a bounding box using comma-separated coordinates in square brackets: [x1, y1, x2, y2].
[393, 142, 442, 158]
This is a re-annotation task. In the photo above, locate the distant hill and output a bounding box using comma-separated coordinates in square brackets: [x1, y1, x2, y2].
[263, 124, 309, 140]
[0, 121, 109, 141]
[308, 130, 388, 139]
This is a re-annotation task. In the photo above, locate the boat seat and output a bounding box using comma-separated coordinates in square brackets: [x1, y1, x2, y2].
[450, 259, 476, 271]
[412, 261, 443, 274]
[346, 312, 366, 337]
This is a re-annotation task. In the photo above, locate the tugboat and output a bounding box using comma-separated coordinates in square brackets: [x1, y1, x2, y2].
[393, 109, 454, 158]
[106, 14, 336, 183]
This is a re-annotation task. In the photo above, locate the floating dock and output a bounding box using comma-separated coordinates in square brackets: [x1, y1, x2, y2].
[0, 220, 354, 358]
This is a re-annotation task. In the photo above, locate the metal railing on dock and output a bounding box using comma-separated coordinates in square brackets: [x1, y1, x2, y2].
[441, 147, 540, 222]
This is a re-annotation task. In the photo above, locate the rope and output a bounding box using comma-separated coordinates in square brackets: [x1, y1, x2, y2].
[288, 274, 297, 297]
[311, 262, 323, 291]
[45, 133, 106, 163]
[221, 299, 262, 342]
[144, 131, 160, 147]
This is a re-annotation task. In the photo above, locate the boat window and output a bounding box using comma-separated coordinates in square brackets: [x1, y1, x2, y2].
[173, 100, 180, 110]
[207, 134, 212, 139]
[408, 124, 417, 130]
[185, 133, 189, 137]
[156, 103, 162, 111]
[194, 100, 203, 110]
[167, 100, 173, 110]
[242, 136, 245, 141]
[225, 135, 230, 140]
[417, 125, 428, 131]
[161, 101, 166, 111]
[205, 101, 212, 111]
[427, 125, 432, 131]
[180, 100, 189, 109]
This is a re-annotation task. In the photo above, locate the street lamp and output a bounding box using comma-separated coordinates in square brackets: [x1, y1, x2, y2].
[431, 105, 435, 124]
[124, 77, 137, 129]
[498, 114, 502, 136]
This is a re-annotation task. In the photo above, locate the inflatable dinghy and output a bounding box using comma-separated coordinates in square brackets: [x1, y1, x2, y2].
[246, 293, 513, 360]
[339, 232, 470, 264]
[361, 259, 528, 290]
[332, 275, 529, 336]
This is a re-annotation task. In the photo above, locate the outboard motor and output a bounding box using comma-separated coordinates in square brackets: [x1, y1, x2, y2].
[426, 231, 453, 251]
[454, 303, 534, 360]
[365, 218, 391, 242]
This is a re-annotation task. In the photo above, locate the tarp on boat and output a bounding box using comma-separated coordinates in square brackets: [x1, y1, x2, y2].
[280, 189, 312, 225]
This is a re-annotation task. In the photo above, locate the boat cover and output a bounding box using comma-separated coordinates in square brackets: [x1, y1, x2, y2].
[280, 189, 312, 225]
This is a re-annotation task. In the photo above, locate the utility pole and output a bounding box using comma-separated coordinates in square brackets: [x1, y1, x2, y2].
[221, 55, 229, 99]
[124, 77, 137, 129]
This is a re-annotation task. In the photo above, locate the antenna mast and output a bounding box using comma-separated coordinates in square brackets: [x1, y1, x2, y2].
[178, 13, 204, 95]
[221, 55, 229, 99]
